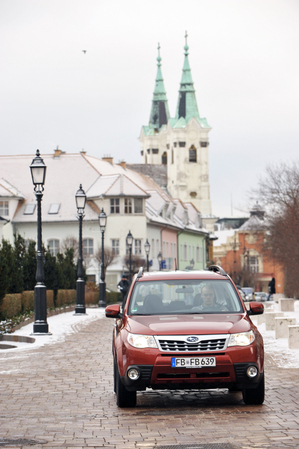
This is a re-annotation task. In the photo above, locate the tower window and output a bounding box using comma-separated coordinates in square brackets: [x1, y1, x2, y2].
[141, 151, 143, 156]
[152, 149, 159, 154]
[161, 152, 167, 165]
[147, 149, 150, 154]
[200, 141, 209, 147]
[125, 198, 132, 214]
[0, 200, 9, 216]
[189, 147, 197, 162]
[174, 142, 177, 147]
[179, 142, 186, 147]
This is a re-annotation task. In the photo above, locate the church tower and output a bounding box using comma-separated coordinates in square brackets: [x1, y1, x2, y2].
[139, 44, 170, 165]
[139, 34, 212, 217]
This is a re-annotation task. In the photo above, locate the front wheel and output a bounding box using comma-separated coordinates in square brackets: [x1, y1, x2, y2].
[242, 373, 265, 405]
[116, 367, 137, 408]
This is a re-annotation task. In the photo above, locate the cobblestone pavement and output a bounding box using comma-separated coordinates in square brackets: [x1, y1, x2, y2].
[0, 315, 299, 449]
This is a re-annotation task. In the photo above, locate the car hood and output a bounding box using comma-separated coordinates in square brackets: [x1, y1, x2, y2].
[126, 313, 251, 335]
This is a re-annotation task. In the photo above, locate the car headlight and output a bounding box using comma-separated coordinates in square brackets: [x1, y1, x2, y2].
[127, 333, 158, 349]
[228, 330, 255, 347]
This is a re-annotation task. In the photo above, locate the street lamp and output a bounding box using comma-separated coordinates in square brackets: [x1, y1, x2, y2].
[126, 230, 133, 283]
[75, 184, 86, 315]
[98, 208, 107, 307]
[30, 150, 49, 334]
[144, 239, 150, 272]
[157, 252, 162, 271]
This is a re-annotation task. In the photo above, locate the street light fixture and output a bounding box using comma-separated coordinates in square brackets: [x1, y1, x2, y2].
[75, 184, 86, 315]
[144, 239, 150, 272]
[98, 208, 107, 307]
[29, 150, 49, 334]
[157, 252, 162, 271]
[126, 230, 133, 283]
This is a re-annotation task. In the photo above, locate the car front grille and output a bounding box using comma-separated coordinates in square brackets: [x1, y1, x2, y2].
[158, 335, 228, 352]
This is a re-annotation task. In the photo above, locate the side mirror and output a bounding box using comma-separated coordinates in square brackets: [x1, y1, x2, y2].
[248, 301, 264, 316]
[105, 304, 121, 318]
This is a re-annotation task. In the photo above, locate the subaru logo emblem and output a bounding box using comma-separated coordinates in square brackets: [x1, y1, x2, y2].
[186, 336, 199, 343]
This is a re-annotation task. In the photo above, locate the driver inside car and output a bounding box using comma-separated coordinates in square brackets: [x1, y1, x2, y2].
[193, 284, 227, 312]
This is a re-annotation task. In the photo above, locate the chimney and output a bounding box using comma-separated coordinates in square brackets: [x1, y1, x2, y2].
[102, 155, 113, 164]
[54, 146, 63, 158]
[118, 161, 126, 169]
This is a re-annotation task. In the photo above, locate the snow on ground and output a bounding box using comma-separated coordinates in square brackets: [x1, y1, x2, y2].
[1, 301, 299, 370]
[0, 307, 105, 353]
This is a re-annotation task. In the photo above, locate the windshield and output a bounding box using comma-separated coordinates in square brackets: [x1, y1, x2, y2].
[128, 279, 243, 315]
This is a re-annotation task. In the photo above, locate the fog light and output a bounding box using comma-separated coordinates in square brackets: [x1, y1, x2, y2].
[127, 368, 140, 380]
[246, 366, 258, 378]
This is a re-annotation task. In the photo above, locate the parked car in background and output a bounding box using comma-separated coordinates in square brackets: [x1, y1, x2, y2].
[106, 265, 265, 408]
[241, 287, 254, 301]
[236, 285, 246, 301]
[255, 292, 268, 302]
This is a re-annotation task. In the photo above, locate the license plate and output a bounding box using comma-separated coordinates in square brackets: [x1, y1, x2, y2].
[171, 357, 216, 368]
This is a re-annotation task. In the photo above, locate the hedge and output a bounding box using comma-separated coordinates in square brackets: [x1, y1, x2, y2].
[0, 289, 122, 321]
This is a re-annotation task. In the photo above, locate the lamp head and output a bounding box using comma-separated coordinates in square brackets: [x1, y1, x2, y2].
[30, 150, 47, 191]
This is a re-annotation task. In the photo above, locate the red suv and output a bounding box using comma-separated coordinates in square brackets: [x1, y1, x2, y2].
[105, 265, 264, 407]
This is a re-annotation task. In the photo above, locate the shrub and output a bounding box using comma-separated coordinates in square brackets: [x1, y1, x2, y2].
[56, 289, 76, 307]
[21, 291, 35, 312]
[1, 294, 22, 319]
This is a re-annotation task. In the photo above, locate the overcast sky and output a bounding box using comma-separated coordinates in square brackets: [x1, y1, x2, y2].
[1, 0, 299, 218]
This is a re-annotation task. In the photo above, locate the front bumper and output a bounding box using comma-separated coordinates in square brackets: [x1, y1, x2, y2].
[121, 358, 263, 391]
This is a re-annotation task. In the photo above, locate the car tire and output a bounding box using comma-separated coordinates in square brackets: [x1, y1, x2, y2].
[116, 367, 137, 408]
[242, 373, 265, 405]
[113, 359, 117, 393]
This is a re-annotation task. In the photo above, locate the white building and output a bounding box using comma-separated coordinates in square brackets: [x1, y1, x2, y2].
[0, 149, 208, 291]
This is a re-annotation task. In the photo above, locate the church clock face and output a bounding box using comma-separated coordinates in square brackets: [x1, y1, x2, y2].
[245, 234, 258, 244]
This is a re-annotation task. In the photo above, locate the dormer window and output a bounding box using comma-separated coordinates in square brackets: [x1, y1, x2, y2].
[110, 198, 120, 214]
[24, 204, 36, 215]
[134, 198, 143, 214]
[48, 203, 60, 214]
[0, 200, 9, 216]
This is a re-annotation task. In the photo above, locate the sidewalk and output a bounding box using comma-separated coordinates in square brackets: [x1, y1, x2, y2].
[0, 307, 299, 449]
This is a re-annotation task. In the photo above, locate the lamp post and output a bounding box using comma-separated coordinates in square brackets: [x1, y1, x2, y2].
[126, 230, 133, 283]
[75, 184, 86, 314]
[30, 150, 49, 334]
[144, 239, 150, 272]
[157, 252, 162, 271]
[98, 208, 107, 307]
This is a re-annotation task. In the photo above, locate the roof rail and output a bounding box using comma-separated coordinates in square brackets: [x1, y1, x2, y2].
[136, 266, 144, 279]
[207, 265, 227, 276]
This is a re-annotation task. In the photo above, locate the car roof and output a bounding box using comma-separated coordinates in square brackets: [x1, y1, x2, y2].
[136, 270, 228, 282]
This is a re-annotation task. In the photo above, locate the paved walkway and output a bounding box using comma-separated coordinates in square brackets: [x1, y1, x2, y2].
[0, 312, 299, 449]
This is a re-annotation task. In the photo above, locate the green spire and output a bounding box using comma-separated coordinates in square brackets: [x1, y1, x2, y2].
[149, 43, 170, 129]
[175, 32, 200, 121]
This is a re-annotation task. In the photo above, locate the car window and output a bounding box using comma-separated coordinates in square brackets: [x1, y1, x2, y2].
[128, 280, 243, 315]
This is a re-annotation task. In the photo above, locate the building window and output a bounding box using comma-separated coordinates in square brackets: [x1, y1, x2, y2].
[183, 243, 187, 261]
[83, 238, 94, 255]
[152, 149, 159, 154]
[134, 198, 143, 214]
[24, 204, 36, 215]
[166, 144, 170, 149]
[174, 142, 177, 147]
[249, 256, 259, 273]
[48, 203, 60, 214]
[0, 200, 9, 216]
[134, 239, 142, 255]
[110, 198, 120, 214]
[147, 149, 150, 154]
[111, 239, 119, 255]
[141, 150, 143, 156]
[151, 239, 155, 259]
[162, 152, 167, 165]
[200, 141, 208, 147]
[179, 141, 186, 147]
[48, 239, 60, 256]
[124, 198, 132, 214]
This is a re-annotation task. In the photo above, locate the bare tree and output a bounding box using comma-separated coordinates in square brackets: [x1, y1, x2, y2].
[60, 236, 79, 259]
[122, 254, 145, 276]
[253, 162, 299, 297]
[95, 247, 118, 274]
